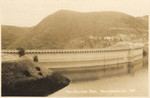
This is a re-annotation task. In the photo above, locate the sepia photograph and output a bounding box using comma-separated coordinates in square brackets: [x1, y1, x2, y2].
[0, 0, 149, 97]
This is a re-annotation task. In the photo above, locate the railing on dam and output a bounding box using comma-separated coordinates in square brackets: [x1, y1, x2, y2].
[1, 46, 143, 54]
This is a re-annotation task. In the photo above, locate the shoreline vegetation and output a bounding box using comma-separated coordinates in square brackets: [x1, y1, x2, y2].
[2, 57, 70, 96]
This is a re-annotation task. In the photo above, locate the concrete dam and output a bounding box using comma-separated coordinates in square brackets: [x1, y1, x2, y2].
[2, 46, 144, 82]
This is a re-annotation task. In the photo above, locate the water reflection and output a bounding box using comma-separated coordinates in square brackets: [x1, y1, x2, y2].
[50, 59, 143, 83]
[50, 66, 148, 97]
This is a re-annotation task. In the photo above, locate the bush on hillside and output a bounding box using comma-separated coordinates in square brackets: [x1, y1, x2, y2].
[17, 47, 25, 57]
[33, 55, 38, 63]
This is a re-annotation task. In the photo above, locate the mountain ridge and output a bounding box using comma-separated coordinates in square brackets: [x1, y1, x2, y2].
[1, 10, 148, 49]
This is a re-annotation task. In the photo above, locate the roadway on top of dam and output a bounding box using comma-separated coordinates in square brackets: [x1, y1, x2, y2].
[1, 42, 144, 54]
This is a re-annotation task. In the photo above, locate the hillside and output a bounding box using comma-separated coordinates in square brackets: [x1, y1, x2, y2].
[1, 25, 33, 49]
[2, 55, 70, 96]
[1, 10, 148, 49]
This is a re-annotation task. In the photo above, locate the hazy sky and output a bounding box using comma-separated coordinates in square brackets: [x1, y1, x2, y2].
[0, 0, 150, 27]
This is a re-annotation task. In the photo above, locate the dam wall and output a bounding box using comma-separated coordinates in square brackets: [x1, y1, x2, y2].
[2, 47, 143, 68]
[2, 47, 144, 82]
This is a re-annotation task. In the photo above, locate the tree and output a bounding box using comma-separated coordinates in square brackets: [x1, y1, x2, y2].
[33, 55, 38, 63]
[17, 47, 25, 57]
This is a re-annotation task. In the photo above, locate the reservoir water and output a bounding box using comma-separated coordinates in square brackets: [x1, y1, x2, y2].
[40, 59, 148, 97]
[50, 67, 148, 97]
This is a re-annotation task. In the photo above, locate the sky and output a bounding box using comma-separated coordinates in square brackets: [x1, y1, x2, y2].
[0, 0, 150, 27]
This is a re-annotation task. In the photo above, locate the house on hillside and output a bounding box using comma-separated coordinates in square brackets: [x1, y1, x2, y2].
[104, 37, 114, 41]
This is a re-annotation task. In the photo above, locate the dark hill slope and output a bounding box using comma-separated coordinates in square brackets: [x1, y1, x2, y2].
[2, 10, 148, 49]
[1, 25, 33, 49]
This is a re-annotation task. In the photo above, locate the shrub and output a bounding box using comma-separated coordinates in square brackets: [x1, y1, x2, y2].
[33, 55, 38, 63]
[17, 47, 25, 57]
